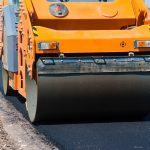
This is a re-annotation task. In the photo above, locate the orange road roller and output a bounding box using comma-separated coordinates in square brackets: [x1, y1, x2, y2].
[0, 0, 150, 122]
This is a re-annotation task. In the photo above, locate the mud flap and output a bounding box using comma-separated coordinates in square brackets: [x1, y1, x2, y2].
[2, 5, 18, 72]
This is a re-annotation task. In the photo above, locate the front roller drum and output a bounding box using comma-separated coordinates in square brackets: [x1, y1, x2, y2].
[26, 58, 150, 123]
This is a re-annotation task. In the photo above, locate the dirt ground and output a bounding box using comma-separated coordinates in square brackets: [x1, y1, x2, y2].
[0, 119, 18, 150]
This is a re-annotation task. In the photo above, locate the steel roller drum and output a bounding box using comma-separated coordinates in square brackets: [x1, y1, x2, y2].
[26, 57, 150, 122]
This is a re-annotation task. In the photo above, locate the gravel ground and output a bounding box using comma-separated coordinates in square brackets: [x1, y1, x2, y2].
[0, 119, 18, 150]
[0, 92, 58, 150]
[0, 63, 58, 150]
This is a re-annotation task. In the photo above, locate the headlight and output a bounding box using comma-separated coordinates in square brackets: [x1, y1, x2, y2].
[38, 42, 58, 50]
[134, 40, 150, 48]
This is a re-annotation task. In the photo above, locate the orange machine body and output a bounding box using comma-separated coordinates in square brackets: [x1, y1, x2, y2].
[1, 0, 150, 98]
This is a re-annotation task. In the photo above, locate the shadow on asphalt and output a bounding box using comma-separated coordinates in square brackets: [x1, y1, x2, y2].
[3, 90, 150, 125]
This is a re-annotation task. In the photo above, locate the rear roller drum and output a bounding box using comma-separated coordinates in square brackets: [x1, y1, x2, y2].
[2, 66, 12, 96]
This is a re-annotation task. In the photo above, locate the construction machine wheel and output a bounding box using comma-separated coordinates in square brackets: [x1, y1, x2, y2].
[25, 68, 38, 123]
[1, 19, 11, 96]
[2, 66, 11, 96]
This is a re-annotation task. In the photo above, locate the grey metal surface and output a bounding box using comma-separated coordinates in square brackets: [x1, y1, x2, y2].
[2, 66, 9, 95]
[38, 57, 150, 75]
[2, 5, 18, 72]
[8, 0, 18, 4]
[145, 0, 150, 9]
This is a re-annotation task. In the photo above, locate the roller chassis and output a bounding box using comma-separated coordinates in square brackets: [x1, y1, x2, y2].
[1, 0, 150, 122]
